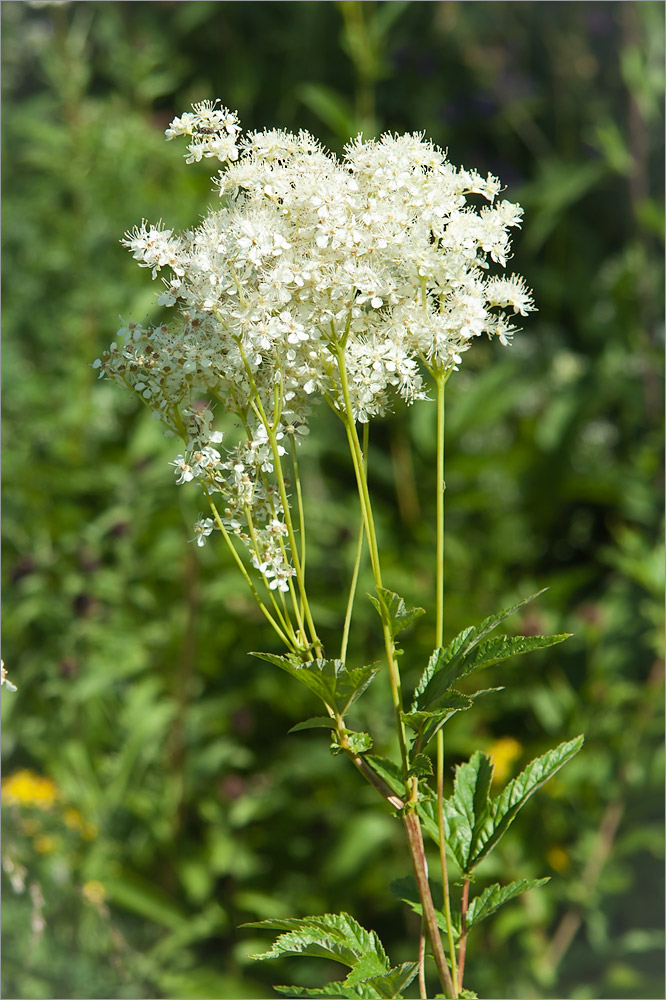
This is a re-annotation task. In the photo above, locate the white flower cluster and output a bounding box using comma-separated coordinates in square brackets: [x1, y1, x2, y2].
[95, 102, 534, 575]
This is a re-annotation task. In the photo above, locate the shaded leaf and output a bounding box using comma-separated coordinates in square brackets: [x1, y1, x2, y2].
[288, 717, 337, 734]
[365, 756, 406, 798]
[389, 877, 449, 934]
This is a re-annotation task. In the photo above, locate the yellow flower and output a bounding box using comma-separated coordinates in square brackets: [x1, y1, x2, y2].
[63, 808, 98, 840]
[34, 834, 57, 855]
[488, 737, 522, 784]
[1, 770, 59, 810]
[82, 880, 106, 906]
[546, 845, 570, 873]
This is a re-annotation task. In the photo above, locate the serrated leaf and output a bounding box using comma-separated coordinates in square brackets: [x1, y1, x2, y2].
[475, 736, 584, 869]
[344, 731, 374, 755]
[368, 588, 425, 640]
[422, 736, 584, 873]
[412, 590, 549, 710]
[402, 690, 474, 749]
[275, 982, 375, 998]
[403, 691, 473, 732]
[466, 878, 550, 931]
[248, 912, 389, 971]
[343, 952, 394, 986]
[443, 752, 495, 873]
[331, 730, 373, 755]
[407, 753, 433, 779]
[288, 717, 337, 734]
[345, 961, 420, 998]
[365, 756, 406, 799]
[252, 654, 380, 717]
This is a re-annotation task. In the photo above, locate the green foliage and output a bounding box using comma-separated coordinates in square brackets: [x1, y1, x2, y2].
[419, 737, 584, 874]
[389, 874, 550, 937]
[368, 588, 425, 643]
[253, 655, 380, 720]
[2, 1, 663, 998]
[412, 590, 556, 709]
[248, 912, 418, 999]
[465, 878, 551, 932]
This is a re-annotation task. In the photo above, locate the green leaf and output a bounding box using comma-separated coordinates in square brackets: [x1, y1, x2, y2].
[331, 730, 374, 755]
[288, 717, 337, 734]
[402, 690, 474, 748]
[418, 736, 584, 873]
[413, 590, 562, 710]
[274, 982, 373, 998]
[345, 961, 419, 998]
[466, 878, 550, 931]
[407, 753, 433, 779]
[443, 752, 495, 873]
[343, 952, 394, 986]
[368, 588, 425, 640]
[253, 654, 380, 717]
[365, 756, 406, 799]
[247, 912, 389, 971]
[278, 959, 419, 999]
[403, 691, 473, 732]
[344, 731, 374, 755]
[479, 736, 584, 868]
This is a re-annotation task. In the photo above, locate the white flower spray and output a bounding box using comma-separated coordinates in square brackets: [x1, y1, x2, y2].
[94, 102, 569, 1000]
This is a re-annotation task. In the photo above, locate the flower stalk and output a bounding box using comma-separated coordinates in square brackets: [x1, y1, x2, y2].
[97, 99, 547, 1000]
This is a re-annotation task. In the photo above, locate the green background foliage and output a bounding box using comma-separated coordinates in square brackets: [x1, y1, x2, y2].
[2, 2, 663, 998]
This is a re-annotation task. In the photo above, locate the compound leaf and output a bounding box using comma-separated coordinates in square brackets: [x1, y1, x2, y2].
[412, 590, 549, 710]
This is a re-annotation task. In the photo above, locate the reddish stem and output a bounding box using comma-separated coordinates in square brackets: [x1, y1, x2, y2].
[458, 878, 470, 986]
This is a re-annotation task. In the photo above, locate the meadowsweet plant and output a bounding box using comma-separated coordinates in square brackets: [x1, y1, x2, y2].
[95, 100, 583, 1000]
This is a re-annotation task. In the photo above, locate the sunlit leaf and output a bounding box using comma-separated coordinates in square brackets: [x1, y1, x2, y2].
[368, 588, 425, 640]
[413, 591, 558, 710]
[466, 878, 550, 930]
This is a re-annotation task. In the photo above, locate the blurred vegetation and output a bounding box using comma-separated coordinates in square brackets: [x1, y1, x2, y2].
[1, 2, 663, 998]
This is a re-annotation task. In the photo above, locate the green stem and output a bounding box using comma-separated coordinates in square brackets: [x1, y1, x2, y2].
[201, 487, 295, 651]
[458, 878, 470, 988]
[236, 343, 322, 655]
[335, 343, 409, 774]
[339, 422, 368, 663]
[243, 503, 298, 645]
[434, 372, 459, 997]
[434, 372, 459, 996]
[290, 435, 307, 583]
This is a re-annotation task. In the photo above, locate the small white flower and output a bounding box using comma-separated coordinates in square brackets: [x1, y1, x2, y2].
[192, 517, 215, 547]
[171, 455, 194, 484]
[1, 660, 17, 693]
